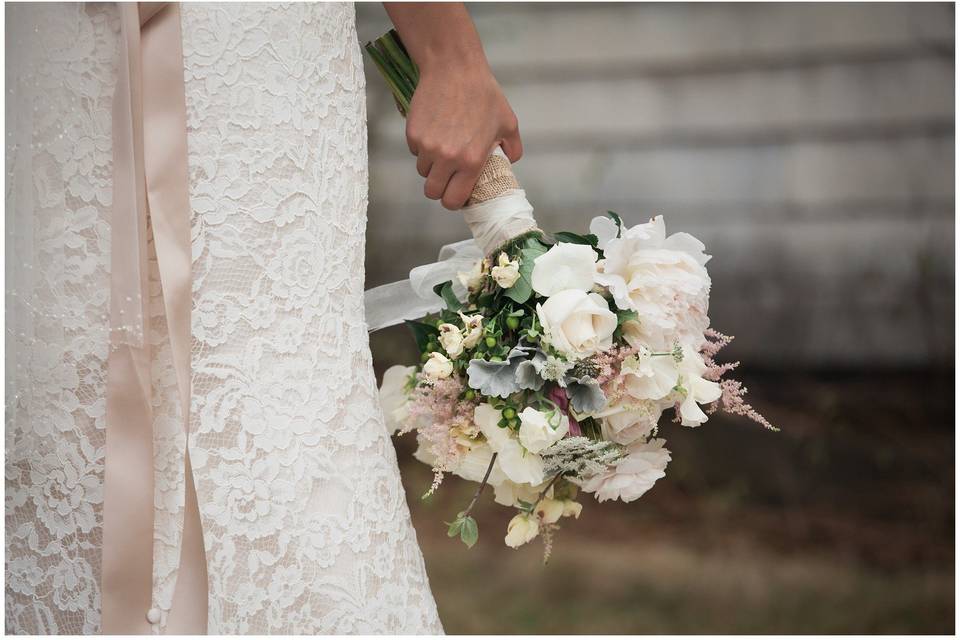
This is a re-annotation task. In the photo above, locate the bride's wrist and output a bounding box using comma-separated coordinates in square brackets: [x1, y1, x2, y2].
[414, 42, 490, 78]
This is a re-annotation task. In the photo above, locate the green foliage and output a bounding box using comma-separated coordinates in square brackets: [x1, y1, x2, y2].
[505, 236, 549, 304]
[433, 280, 463, 312]
[406, 319, 439, 353]
[553, 231, 599, 247]
[445, 512, 479, 548]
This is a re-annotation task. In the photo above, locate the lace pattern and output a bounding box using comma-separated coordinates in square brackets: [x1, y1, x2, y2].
[6, 3, 443, 634]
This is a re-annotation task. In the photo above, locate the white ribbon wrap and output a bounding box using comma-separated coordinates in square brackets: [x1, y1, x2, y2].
[365, 188, 538, 332]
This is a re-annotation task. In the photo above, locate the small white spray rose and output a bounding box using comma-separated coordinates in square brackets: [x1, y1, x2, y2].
[458, 311, 484, 349]
[675, 344, 722, 427]
[423, 352, 453, 380]
[518, 407, 569, 453]
[562, 500, 583, 519]
[491, 252, 521, 289]
[531, 242, 598, 297]
[504, 513, 539, 548]
[437, 323, 465, 358]
[535, 498, 565, 524]
[457, 259, 484, 292]
[378, 364, 415, 434]
[536, 290, 618, 359]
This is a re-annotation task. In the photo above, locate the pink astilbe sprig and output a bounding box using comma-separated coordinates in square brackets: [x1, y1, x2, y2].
[405, 374, 480, 494]
[699, 328, 777, 431]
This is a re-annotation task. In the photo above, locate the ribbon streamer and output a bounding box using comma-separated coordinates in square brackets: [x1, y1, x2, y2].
[365, 189, 537, 332]
[102, 3, 207, 634]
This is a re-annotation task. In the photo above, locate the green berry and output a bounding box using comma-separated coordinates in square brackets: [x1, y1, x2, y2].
[484, 336, 497, 348]
[506, 316, 520, 330]
[489, 355, 503, 362]
[425, 341, 438, 352]
[420, 352, 431, 362]
[463, 389, 476, 401]
[501, 407, 517, 420]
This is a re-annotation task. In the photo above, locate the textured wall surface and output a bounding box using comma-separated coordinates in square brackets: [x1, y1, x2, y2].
[357, 3, 954, 368]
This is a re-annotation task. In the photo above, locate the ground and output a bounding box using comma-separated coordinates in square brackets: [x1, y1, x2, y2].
[387, 370, 954, 634]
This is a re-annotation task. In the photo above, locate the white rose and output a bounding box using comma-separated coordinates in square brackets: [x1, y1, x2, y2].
[437, 323, 465, 358]
[518, 407, 568, 453]
[491, 252, 520, 289]
[531, 242, 598, 297]
[577, 438, 671, 503]
[595, 401, 662, 445]
[457, 259, 484, 292]
[422, 352, 453, 380]
[474, 403, 545, 485]
[536, 290, 617, 359]
[675, 344, 722, 427]
[594, 215, 711, 350]
[458, 311, 484, 349]
[378, 364, 415, 434]
[504, 513, 539, 548]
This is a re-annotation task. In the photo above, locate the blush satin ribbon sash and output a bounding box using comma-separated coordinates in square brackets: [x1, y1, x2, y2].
[102, 3, 208, 633]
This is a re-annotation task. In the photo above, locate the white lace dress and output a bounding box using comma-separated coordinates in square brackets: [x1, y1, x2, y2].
[5, 3, 444, 634]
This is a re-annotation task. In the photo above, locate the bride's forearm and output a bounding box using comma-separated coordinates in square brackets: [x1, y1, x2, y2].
[382, 2, 523, 211]
[382, 3, 488, 74]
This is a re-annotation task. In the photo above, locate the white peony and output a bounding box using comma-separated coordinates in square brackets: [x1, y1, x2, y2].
[457, 259, 484, 292]
[594, 215, 711, 350]
[578, 438, 671, 503]
[458, 311, 484, 349]
[474, 403, 545, 485]
[491, 252, 521, 288]
[675, 344, 722, 427]
[422, 352, 453, 379]
[378, 365, 415, 434]
[437, 323, 465, 358]
[518, 407, 569, 453]
[595, 401, 662, 445]
[620, 349, 678, 402]
[504, 513, 539, 548]
[531, 242, 598, 297]
[536, 290, 618, 359]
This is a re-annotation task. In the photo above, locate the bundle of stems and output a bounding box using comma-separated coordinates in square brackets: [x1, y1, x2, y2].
[364, 29, 419, 116]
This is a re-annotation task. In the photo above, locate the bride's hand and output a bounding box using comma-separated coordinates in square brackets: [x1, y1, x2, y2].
[384, 3, 523, 211]
[406, 59, 522, 211]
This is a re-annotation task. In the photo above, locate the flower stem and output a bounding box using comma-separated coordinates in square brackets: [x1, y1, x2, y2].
[462, 452, 498, 517]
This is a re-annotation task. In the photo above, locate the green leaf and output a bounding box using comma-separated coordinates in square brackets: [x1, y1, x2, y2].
[606, 210, 623, 231]
[405, 319, 439, 353]
[446, 517, 463, 538]
[432, 280, 463, 312]
[459, 516, 479, 548]
[505, 237, 549, 304]
[616, 309, 639, 325]
[553, 231, 599, 247]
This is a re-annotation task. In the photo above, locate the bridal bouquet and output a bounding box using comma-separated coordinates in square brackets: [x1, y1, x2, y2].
[366, 31, 774, 559]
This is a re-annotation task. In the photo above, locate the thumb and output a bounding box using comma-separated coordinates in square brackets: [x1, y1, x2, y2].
[499, 125, 523, 164]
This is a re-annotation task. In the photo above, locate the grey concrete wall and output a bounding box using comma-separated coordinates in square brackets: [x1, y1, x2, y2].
[357, 3, 954, 369]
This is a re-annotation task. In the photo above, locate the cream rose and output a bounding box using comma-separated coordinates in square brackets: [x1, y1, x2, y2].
[594, 215, 711, 350]
[422, 352, 453, 380]
[457, 259, 484, 292]
[458, 311, 484, 349]
[595, 401, 662, 445]
[491, 252, 520, 289]
[518, 407, 568, 453]
[536, 290, 617, 359]
[504, 513, 539, 548]
[531, 242, 598, 297]
[437, 323, 464, 358]
[378, 364, 415, 434]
